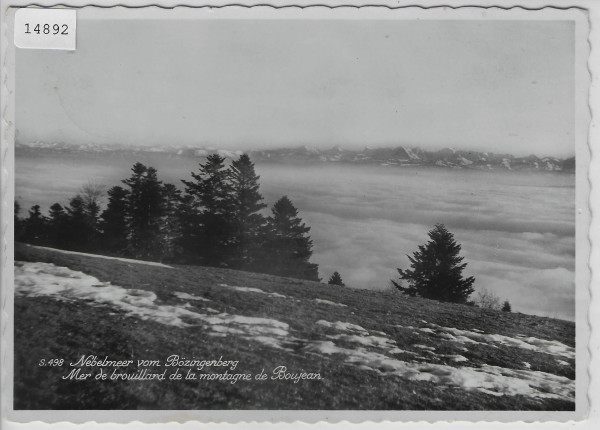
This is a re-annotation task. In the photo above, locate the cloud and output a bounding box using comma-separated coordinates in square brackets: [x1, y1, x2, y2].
[258, 164, 575, 320]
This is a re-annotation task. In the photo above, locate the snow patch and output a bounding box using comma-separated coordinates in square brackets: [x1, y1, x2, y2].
[174, 292, 210, 302]
[414, 344, 436, 351]
[305, 342, 573, 400]
[316, 320, 369, 334]
[26, 245, 173, 268]
[457, 155, 473, 166]
[443, 355, 469, 363]
[219, 283, 287, 299]
[421, 323, 575, 359]
[404, 147, 421, 160]
[314, 298, 347, 307]
[331, 334, 396, 349]
[15, 262, 290, 349]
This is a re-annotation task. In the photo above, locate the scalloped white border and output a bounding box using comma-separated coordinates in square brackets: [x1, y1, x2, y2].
[0, 2, 596, 428]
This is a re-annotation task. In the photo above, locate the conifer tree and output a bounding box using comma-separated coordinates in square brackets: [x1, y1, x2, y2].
[99, 186, 129, 254]
[502, 300, 512, 312]
[227, 154, 267, 269]
[182, 154, 233, 266]
[160, 183, 183, 261]
[21, 205, 47, 245]
[122, 163, 166, 260]
[328, 271, 345, 286]
[47, 203, 69, 248]
[14, 201, 23, 241]
[65, 195, 96, 251]
[175, 193, 202, 263]
[260, 196, 320, 281]
[392, 223, 475, 303]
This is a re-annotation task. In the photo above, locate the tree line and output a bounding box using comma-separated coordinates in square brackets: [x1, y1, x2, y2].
[15, 155, 512, 310]
[15, 154, 320, 282]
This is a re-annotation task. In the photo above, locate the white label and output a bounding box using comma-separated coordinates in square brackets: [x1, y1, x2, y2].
[14, 8, 76, 50]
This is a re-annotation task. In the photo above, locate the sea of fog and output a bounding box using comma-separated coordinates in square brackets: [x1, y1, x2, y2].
[16, 152, 575, 320]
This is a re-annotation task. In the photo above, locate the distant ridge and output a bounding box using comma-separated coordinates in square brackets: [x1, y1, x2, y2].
[16, 141, 574, 173]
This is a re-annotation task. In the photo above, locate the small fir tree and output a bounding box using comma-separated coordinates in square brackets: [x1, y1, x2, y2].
[502, 300, 512, 312]
[328, 271, 345, 286]
[392, 223, 475, 303]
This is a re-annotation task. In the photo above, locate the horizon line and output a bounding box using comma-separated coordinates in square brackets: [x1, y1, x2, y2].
[15, 140, 575, 160]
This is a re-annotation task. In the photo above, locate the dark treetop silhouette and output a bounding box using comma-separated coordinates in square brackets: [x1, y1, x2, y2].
[392, 223, 475, 303]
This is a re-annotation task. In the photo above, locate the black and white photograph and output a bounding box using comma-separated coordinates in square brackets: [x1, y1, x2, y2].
[1, 4, 593, 423]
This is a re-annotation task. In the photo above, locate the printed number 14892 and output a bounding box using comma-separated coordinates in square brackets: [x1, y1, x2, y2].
[24, 23, 68, 35]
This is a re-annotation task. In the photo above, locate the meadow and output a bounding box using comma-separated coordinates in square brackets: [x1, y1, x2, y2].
[14, 243, 575, 410]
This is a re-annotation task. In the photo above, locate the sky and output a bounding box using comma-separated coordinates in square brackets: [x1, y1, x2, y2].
[16, 18, 575, 157]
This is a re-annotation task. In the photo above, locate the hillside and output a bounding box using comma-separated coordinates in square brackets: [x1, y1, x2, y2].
[14, 243, 575, 410]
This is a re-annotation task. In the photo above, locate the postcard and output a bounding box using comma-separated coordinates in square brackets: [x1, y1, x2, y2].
[0, 3, 594, 426]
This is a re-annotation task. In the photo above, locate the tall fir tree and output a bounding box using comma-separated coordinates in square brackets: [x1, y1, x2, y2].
[260, 196, 320, 281]
[227, 154, 267, 269]
[328, 271, 345, 286]
[182, 154, 233, 266]
[99, 186, 129, 254]
[392, 223, 475, 303]
[160, 183, 183, 261]
[175, 193, 202, 263]
[122, 163, 166, 260]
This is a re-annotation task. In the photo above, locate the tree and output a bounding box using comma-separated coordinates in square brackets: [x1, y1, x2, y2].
[47, 203, 69, 248]
[160, 183, 183, 261]
[227, 154, 267, 269]
[63, 195, 99, 251]
[259, 196, 320, 281]
[21, 205, 47, 245]
[328, 271, 345, 286]
[392, 223, 474, 303]
[122, 163, 166, 260]
[474, 288, 502, 310]
[182, 154, 233, 266]
[79, 179, 105, 232]
[99, 186, 130, 254]
[14, 200, 23, 241]
[174, 193, 202, 263]
[502, 300, 512, 312]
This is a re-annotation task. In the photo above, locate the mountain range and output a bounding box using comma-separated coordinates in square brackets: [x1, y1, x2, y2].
[16, 141, 575, 173]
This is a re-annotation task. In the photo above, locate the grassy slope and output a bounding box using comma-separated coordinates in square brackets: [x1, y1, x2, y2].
[14, 243, 575, 410]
